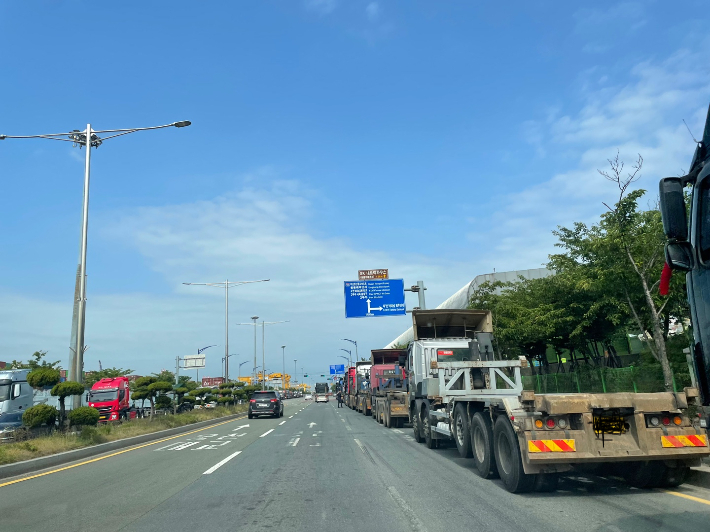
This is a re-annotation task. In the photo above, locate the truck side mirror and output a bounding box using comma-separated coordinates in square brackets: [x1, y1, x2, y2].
[659, 177, 688, 241]
[665, 242, 695, 271]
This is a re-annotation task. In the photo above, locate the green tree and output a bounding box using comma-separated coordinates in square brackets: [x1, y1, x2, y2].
[84, 367, 135, 390]
[27, 368, 61, 389]
[549, 153, 685, 390]
[152, 370, 176, 384]
[51, 381, 85, 426]
[11, 350, 61, 370]
[133, 377, 172, 420]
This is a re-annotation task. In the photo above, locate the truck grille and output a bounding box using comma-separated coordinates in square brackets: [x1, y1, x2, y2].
[97, 407, 112, 420]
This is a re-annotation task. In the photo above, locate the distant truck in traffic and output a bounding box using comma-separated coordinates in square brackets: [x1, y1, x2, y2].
[88, 376, 136, 422]
[0, 369, 33, 436]
[406, 309, 708, 493]
[314, 382, 329, 403]
[370, 349, 408, 428]
[351, 361, 372, 414]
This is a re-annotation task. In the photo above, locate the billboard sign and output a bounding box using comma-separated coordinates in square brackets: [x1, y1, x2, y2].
[183, 354, 206, 369]
[330, 364, 345, 374]
[344, 279, 406, 318]
[358, 269, 389, 280]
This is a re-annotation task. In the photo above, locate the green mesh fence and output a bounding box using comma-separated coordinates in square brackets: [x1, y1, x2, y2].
[522, 366, 692, 394]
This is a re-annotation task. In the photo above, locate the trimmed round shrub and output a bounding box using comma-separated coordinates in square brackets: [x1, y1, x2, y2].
[27, 368, 60, 389]
[179, 396, 195, 404]
[217, 397, 231, 404]
[22, 404, 58, 428]
[68, 406, 100, 427]
[155, 395, 172, 409]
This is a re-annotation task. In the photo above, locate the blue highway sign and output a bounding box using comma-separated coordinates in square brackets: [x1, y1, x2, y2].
[344, 279, 406, 318]
[330, 364, 345, 374]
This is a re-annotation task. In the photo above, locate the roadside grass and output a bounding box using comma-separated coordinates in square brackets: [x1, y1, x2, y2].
[0, 405, 247, 466]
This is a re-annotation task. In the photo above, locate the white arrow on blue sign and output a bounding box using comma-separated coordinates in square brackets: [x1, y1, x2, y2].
[344, 279, 406, 318]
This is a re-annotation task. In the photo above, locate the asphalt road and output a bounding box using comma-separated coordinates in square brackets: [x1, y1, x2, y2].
[1, 398, 710, 532]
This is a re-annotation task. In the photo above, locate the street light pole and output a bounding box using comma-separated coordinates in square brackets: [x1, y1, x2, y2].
[342, 338, 358, 362]
[238, 360, 248, 380]
[294, 359, 297, 387]
[251, 316, 259, 384]
[183, 281, 268, 384]
[341, 348, 352, 367]
[1, 121, 191, 400]
[281, 345, 286, 390]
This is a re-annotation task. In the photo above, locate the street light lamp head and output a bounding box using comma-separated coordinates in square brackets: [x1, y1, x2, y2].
[251, 316, 259, 320]
[173, 120, 192, 128]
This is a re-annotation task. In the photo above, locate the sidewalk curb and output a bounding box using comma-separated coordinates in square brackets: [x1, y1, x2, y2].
[0, 412, 247, 480]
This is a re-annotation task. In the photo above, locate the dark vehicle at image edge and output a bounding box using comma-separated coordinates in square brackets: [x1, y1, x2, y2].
[248, 391, 284, 419]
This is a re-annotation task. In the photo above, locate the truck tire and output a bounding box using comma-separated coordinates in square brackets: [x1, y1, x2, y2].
[385, 407, 391, 428]
[453, 404, 473, 458]
[412, 402, 424, 443]
[621, 461, 665, 489]
[470, 412, 498, 479]
[660, 463, 689, 488]
[493, 416, 535, 493]
[423, 402, 439, 449]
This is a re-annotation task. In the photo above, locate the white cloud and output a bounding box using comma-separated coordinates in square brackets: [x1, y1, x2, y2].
[480, 44, 710, 270]
[304, 0, 337, 15]
[0, 176, 481, 376]
[574, 2, 647, 54]
[366, 2, 380, 22]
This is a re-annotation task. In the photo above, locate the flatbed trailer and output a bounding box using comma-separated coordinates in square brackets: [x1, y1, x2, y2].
[352, 361, 372, 415]
[370, 348, 409, 428]
[408, 310, 709, 493]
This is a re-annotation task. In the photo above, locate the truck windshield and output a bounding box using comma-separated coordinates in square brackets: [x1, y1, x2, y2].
[89, 389, 118, 402]
[436, 348, 472, 362]
[0, 382, 10, 402]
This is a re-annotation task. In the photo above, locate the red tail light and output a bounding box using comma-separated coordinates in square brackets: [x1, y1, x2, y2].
[270, 398, 277, 402]
[545, 418, 556, 429]
[250, 399, 256, 403]
[662, 416, 671, 426]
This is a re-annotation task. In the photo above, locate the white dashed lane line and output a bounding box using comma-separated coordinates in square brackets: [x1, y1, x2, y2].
[260, 429, 274, 438]
[203, 451, 242, 475]
[279, 421, 286, 425]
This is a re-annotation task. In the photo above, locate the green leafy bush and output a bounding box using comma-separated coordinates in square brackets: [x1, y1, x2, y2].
[155, 395, 172, 409]
[68, 406, 100, 427]
[22, 404, 58, 428]
[27, 368, 60, 389]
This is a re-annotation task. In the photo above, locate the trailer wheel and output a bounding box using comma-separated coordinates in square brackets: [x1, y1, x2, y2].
[471, 412, 498, 479]
[423, 403, 439, 449]
[453, 404, 473, 458]
[493, 416, 535, 493]
[660, 463, 689, 488]
[385, 407, 392, 428]
[621, 461, 665, 489]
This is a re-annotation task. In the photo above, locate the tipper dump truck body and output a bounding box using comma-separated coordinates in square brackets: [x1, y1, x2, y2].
[408, 309, 708, 493]
[370, 348, 408, 428]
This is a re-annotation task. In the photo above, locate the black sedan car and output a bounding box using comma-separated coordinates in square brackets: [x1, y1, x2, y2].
[248, 391, 284, 418]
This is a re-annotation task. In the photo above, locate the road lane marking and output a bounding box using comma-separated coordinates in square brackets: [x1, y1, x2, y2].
[0, 415, 246, 488]
[666, 490, 710, 507]
[159, 441, 200, 451]
[260, 429, 274, 438]
[387, 486, 427, 532]
[288, 437, 300, 447]
[279, 421, 286, 425]
[203, 451, 242, 475]
[289, 416, 293, 418]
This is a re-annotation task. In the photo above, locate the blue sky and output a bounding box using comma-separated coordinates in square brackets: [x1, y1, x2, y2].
[1, 1, 709, 381]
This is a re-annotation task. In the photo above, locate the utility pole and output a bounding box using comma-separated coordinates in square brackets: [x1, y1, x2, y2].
[294, 359, 298, 387]
[342, 339, 358, 362]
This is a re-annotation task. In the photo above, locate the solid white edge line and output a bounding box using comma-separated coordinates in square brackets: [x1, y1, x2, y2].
[203, 451, 242, 475]
[260, 429, 274, 438]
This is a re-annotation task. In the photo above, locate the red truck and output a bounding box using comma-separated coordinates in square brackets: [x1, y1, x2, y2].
[88, 376, 136, 422]
[345, 366, 357, 409]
